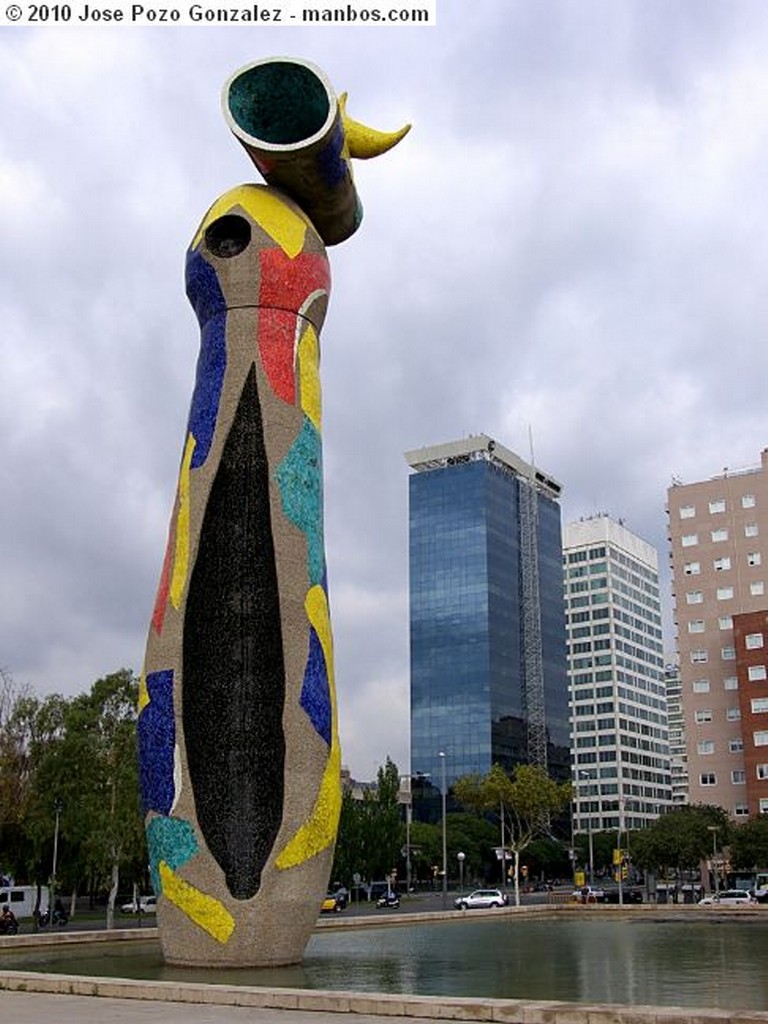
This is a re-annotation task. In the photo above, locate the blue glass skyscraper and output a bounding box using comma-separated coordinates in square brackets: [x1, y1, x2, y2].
[406, 435, 569, 816]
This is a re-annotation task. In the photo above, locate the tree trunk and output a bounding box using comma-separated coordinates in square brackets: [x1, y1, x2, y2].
[106, 858, 119, 930]
[513, 848, 521, 906]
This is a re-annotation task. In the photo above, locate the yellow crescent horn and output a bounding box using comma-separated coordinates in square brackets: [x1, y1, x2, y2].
[340, 93, 411, 160]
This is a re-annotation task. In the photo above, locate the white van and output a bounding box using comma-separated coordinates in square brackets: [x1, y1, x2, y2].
[0, 885, 50, 919]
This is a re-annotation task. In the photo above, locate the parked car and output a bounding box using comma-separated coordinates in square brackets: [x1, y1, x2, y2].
[572, 886, 606, 903]
[120, 895, 157, 914]
[698, 889, 757, 907]
[454, 889, 508, 910]
[376, 892, 400, 909]
[320, 893, 345, 913]
[604, 887, 643, 904]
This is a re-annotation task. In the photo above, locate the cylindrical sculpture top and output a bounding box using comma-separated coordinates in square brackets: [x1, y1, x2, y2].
[222, 57, 362, 246]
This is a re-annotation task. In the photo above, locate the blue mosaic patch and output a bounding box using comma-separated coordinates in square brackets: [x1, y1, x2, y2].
[300, 626, 331, 745]
[138, 670, 175, 817]
[316, 121, 347, 188]
[185, 252, 227, 469]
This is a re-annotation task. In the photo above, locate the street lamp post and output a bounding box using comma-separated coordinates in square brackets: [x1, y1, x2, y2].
[457, 851, 465, 895]
[707, 826, 720, 897]
[579, 771, 594, 887]
[51, 798, 63, 929]
[439, 751, 447, 906]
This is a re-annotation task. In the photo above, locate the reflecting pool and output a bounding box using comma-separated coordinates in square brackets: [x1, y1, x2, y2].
[3, 917, 767, 1010]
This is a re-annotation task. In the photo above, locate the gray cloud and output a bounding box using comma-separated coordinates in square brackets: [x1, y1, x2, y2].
[3, 5, 768, 778]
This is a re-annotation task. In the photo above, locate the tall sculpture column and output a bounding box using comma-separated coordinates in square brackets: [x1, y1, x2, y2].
[137, 57, 408, 967]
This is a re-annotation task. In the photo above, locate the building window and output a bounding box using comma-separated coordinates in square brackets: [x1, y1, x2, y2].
[714, 557, 732, 571]
[697, 740, 715, 755]
[722, 647, 736, 661]
[719, 616, 733, 630]
[748, 665, 767, 681]
[684, 561, 701, 575]
[724, 676, 739, 690]
[680, 505, 696, 518]
[726, 706, 741, 720]
[746, 633, 765, 649]
[748, 552, 762, 568]
[757, 764, 768, 780]
[755, 731, 768, 746]
[735, 804, 750, 817]
[700, 773, 716, 786]
[717, 587, 734, 600]
[743, 494, 757, 509]
[760, 798, 768, 814]
[711, 528, 729, 543]
[688, 620, 705, 634]
[709, 499, 726, 514]
[695, 709, 713, 723]
[692, 679, 710, 693]
[682, 534, 699, 548]
[751, 582, 765, 596]
[745, 523, 759, 537]
[686, 591, 704, 604]
[732, 770, 746, 784]
[751, 697, 768, 714]
[691, 650, 708, 663]
[730, 738, 745, 753]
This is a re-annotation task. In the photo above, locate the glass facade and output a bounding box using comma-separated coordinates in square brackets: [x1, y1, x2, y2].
[409, 454, 569, 816]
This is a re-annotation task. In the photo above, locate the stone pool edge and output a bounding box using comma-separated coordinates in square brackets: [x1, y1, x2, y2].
[2, 967, 768, 1024]
[2, 906, 767, 1023]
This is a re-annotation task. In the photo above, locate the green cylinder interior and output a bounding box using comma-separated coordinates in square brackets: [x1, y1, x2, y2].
[227, 62, 331, 145]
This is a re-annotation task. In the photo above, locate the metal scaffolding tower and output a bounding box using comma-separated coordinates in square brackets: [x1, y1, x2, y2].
[519, 466, 547, 769]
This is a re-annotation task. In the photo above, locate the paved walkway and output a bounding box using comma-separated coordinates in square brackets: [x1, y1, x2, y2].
[1, 991, 438, 1023]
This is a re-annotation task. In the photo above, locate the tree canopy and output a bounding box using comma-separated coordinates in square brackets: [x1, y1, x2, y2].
[454, 763, 571, 904]
[0, 669, 147, 924]
[630, 804, 731, 876]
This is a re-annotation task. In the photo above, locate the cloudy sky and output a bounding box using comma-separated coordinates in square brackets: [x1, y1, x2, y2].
[3, 2, 768, 780]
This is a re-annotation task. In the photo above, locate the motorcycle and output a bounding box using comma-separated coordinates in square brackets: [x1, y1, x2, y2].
[376, 892, 400, 909]
[0, 915, 18, 935]
[37, 905, 68, 928]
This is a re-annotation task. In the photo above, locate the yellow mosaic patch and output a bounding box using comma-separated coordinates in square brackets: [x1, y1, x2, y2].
[298, 324, 321, 431]
[137, 669, 150, 715]
[158, 860, 235, 944]
[276, 585, 342, 869]
[170, 433, 196, 610]
[191, 184, 310, 258]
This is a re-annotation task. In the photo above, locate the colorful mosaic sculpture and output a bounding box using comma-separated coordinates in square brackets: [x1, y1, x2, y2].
[139, 57, 408, 967]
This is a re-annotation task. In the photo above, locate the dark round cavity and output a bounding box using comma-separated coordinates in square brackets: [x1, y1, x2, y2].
[227, 61, 330, 145]
[205, 215, 251, 258]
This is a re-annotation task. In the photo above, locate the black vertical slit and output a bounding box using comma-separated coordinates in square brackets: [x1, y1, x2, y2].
[183, 363, 286, 899]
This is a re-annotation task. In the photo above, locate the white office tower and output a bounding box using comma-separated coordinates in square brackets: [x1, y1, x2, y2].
[563, 515, 672, 835]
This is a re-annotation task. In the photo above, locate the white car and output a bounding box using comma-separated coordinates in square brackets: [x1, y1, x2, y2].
[454, 889, 508, 910]
[572, 886, 606, 903]
[120, 895, 157, 914]
[697, 889, 756, 907]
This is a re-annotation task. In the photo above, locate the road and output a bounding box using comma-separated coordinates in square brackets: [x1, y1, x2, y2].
[8, 888, 559, 934]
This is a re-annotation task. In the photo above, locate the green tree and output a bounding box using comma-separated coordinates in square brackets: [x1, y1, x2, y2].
[730, 816, 768, 871]
[13, 670, 146, 926]
[454, 763, 571, 905]
[0, 670, 36, 881]
[631, 805, 730, 880]
[331, 757, 404, 890]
